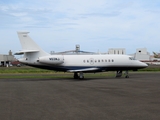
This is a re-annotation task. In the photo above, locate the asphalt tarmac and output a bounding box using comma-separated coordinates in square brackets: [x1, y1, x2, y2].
[0, 72, 160, 120]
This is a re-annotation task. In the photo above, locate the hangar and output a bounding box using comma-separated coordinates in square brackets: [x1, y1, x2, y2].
[0, 50, 16, 67]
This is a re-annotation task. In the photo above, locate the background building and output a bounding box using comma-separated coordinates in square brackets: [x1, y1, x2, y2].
[108, 48, 126, 54]
[0, 50, 16, 67]
[133, 48, 150, 61]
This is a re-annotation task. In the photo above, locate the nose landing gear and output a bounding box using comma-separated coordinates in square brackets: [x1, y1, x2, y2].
[116, 70, 129, 78]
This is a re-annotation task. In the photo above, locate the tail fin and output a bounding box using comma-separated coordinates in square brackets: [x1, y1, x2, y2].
[16, 32, 49, 56]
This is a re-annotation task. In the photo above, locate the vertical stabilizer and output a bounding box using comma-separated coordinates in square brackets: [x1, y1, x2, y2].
[17, 32, 49, 56]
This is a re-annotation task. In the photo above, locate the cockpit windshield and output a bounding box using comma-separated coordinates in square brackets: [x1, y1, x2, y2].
[129, 57, 135, 60]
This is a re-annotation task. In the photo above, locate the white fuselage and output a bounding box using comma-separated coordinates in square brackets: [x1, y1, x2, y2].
[19, 54, 147, 72]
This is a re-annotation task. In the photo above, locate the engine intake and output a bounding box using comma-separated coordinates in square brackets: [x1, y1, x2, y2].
[39, 55, 64, 65]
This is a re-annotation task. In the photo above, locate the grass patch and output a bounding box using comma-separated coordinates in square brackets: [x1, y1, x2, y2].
[0, 66, 54, 74]
[139, 65, 160, 71]
[0, 66, 115, 79]
[0, 65, 160, 79]
[1, 65, 160, 74]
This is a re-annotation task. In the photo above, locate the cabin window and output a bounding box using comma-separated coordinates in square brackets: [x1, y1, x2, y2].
[87, 60, 89, 63]
[95, 60, 97, 62]
[105, 60, 107, 62]
[98, 60, 100, 62]
[108, 59, 110, 62]
[83, 60, 85, 63]
[102, 60, 103, 62]
[112, 59, 114, 62]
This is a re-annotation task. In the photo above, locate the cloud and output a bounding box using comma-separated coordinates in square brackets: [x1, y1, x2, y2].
[1, 0, 160, 54]
[79, 11, 121, 18]
[10, 12, 27, 17]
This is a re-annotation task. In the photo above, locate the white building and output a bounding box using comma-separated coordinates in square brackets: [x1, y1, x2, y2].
[108, 48, 126, 54]
[133, 48, 150, 61]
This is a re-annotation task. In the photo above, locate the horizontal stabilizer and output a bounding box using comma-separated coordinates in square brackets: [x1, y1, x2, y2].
[67, 68, 99, 72]
[14, 50, 39, 55]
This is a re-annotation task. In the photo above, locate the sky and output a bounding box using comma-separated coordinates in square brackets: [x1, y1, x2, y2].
[0, 0, 160, 55]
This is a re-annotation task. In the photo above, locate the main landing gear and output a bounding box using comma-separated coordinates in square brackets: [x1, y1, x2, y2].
[74, 70, 129, 79]
[116, 70, 129, 78]
[74, 72, 84, 79]
[125, 70, 129, 78]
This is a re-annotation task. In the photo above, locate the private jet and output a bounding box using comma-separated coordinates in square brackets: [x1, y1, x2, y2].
[15, 32, 148, 79]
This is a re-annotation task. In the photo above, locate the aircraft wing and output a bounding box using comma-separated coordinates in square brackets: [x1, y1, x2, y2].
[67, 68, 99, 72]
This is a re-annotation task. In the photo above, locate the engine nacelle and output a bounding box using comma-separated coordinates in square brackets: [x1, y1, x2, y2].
[18, 58, 28, 64]
[39, 55, 64, 65]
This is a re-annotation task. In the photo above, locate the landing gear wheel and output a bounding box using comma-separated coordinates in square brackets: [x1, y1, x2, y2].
[116, 71, 122, 78]
[125, 70, 129, 78]
[125, 75, 129, 78]
[74, 72, 79, 79]
[79, 72, 84, 79]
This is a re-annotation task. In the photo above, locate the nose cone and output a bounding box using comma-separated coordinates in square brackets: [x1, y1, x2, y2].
[140, 62, 148, 68]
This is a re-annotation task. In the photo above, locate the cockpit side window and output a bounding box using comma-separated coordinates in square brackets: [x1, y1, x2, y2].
[129, 57, 135, 60]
